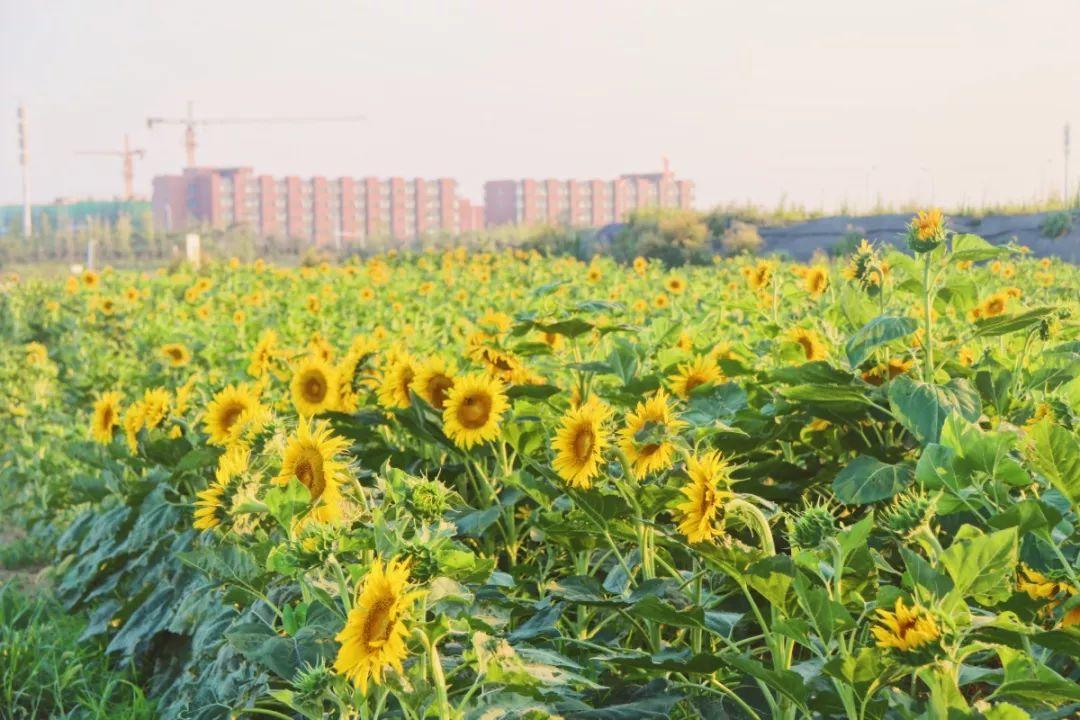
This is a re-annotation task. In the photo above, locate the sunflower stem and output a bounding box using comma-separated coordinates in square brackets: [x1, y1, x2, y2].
[921, 251, 935, 383]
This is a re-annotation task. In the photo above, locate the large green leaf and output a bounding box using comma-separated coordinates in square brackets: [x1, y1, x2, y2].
[949, 233, 1014, 263]
[832, 455, 913, 505]
[888, 376, 981, 444]
[845, 315, 919, 367]
[974, 307, 1057, 338]
[940, 525, 1018, 606]
[1026, 419, 1080, 508]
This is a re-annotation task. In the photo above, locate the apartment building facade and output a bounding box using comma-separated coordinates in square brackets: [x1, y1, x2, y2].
[152, 167, 483, 246]
[483, 162, 695, 228]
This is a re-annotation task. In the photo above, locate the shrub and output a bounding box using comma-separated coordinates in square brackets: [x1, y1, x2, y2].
[1041, 211, 1074, 239]
[613, 207, 710, 266]
[720, 220, 763, 256]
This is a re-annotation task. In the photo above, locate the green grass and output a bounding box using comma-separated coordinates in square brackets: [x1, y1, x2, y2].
[0, 583, 155, 720]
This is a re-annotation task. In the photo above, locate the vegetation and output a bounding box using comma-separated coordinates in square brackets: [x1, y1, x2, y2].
[1, 212, 1079, 718]
[1041, 210, 1075, 239]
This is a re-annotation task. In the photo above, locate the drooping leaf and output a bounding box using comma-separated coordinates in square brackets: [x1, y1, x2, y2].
[832, 455, 913, 505]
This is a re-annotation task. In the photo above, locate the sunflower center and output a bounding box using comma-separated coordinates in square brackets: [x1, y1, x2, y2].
[428, 376, 453, 409]
[219, 402, 245, 432]
[302, 373, 327, 404]
[639, 443, 660, 458]
[572, 426, 595, 461]
[397, 368, 416, 399]
[684, 374, 706, 393]
[457, 393, 492, 429]
[101, 406, 114, 428]
[294, 451, 326, 499]
[363, 597, 395, 647]
[797, 337, 814, 358]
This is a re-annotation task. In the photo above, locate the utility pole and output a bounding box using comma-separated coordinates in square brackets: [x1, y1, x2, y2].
[1065, 123, 1071, 206]
[17, 105, 31, 238]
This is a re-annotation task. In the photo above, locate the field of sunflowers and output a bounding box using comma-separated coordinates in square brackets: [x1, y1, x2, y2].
[2, 211, 1080, 719]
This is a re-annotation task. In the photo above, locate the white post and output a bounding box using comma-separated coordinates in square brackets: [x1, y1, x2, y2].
[17, 105, 31, 238]
[185, 233, 201, 266]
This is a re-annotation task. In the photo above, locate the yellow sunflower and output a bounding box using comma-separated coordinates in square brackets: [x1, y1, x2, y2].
[291, 356, 340, 417]
[159, 343, 192, 367]
[551, 397, 612, 489]
[804, 267, 829, 296]
[140, 388, 170, 429]
[669, 354, 723, 399]
[377, 354, 418, 409]
[248, 330, 281, 379]
[122, 402, 144, 452]
[618, 389, 684, 478]
[442, 373, 508, 449]
[744, 261, 773, 291]
[675, 451, 733, 543]
[204, 383, 266, 446]
[90, 391, 123, 443]
[787, 328, 827, 362]
[25, 342, 48, 366]
[274, 419, 350, 524]
[411, 356, 457, 410]
[665, 275, 687, 294]
[193, 446, 250, 531]
[334, 558, 420, 693]
[871, 597, 941, 652]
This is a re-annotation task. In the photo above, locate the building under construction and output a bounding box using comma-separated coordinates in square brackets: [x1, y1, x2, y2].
[152, 167, 484, 246]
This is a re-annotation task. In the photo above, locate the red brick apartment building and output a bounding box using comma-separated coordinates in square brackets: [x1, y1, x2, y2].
[152, 167, 483, 246]
[483, 161, 695, 228]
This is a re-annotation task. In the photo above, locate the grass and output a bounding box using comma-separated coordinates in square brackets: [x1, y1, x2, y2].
[0, 582, 155, 719]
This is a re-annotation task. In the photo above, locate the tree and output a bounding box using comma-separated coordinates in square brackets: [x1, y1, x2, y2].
[613, 208, 710, 266]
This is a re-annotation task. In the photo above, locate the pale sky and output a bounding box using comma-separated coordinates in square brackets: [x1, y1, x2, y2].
[2, 0, 1078, 211]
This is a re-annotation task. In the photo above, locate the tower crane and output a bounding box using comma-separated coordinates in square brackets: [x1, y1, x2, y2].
[75, 134, 146, 200]
[146, 101, 366, 167]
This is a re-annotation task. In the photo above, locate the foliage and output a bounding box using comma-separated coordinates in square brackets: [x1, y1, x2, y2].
[1, 218, 1079, 718]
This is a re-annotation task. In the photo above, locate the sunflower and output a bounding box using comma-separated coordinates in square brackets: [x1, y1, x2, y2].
[970, 292, 1009, 320]
[90, 391, 122, 443]
[861, 358, 913, 386]
[804, 267, 829, 296]
[204, 383, 266, 446]
[193, 446, 250, 531]
[122, 402, 144, 452]
[442, 373, 508, 449]
[551, 397, 612, 489]
[633, 256, 648, 275]
[412, 356, 457, 410]
[665, 275, 687, 294]
[334, 558, 419, 693]
[618, 389, 684, 478]
[744, 261, 773, 291]
[669, 354, 723, 399]
[787, 328, 827, 362]
[81, 270, 100, 289]
[248, 330, 281, 378]
[159, 343, 192, 367]
[25, 342, 48, 366]
[140, 388, 170, 429]
[907, 208, 946, 253]
[377, 354, 418, 409]
[291, 356, 340, 416]
[871, 597, 941, 652]
[675, 451, 733, 543]
[274, 419, 350, 524]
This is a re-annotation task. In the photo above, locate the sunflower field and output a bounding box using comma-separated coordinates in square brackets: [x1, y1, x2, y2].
[2, 213, 1080, 720]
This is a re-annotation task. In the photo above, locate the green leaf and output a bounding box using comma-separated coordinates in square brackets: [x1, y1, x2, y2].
[832, 456, 913, 505]
[1026, 419, 1080, 508]
[263, 479, 311, 529]
[974, 307, 1057, 338]
[888, 376, 981, 444]
[987, 499, 1062, 536]
[940, 526, 1018, 605]
[175, 446, 221, 473]
[949, 233, 1014, 263]
[845, 315, 919, 367]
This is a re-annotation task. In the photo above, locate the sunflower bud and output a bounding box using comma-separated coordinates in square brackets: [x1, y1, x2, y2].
[907, 209, 947, 253]
[882, 491, 935, 539]
[408, 478, 452, 523]
[786, 504, 838, 550]
[292, 660, 335, 701]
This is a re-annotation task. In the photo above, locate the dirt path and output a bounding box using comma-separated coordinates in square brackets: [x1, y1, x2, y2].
[0, 525, 48, 592]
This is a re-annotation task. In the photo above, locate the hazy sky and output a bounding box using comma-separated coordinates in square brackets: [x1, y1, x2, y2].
[2, 0, 1078, 211]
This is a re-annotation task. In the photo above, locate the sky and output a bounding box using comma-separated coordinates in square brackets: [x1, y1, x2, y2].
[1, 0, 1078, 211]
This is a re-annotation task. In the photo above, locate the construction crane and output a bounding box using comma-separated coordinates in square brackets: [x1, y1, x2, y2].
[147, 101, 366, 167]
[75, 134, 146, 200]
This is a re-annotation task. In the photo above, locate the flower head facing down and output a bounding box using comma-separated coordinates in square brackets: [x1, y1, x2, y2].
[669, 354, 723, 400]
[334, 558, 420, 693]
